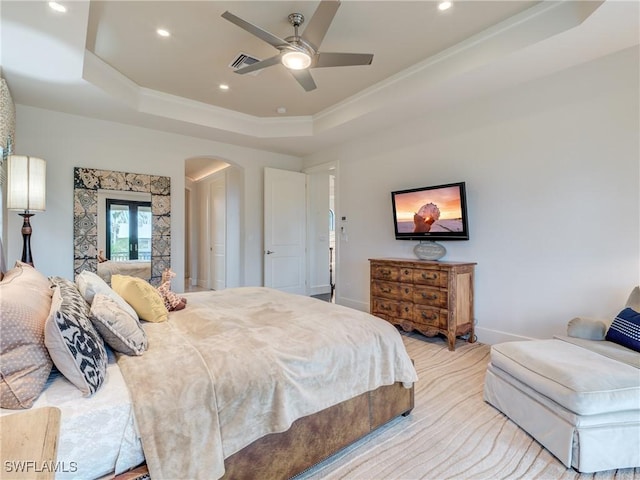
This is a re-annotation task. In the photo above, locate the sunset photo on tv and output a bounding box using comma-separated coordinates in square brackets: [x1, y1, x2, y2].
[394, 185, 464, 234]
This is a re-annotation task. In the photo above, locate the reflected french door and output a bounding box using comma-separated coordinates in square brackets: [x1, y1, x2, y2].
[105, 199, 152, 261]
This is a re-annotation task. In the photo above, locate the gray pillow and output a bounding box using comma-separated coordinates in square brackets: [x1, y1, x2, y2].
[90, 294, 148, 356]
[567, 317, 608, 341]
[76, 270, 139, 321]
[625, 286, 640, 311]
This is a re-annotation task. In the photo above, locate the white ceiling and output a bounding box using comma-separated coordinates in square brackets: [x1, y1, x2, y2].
[85, 1, 539, 117]
[2, 0, 639, 161]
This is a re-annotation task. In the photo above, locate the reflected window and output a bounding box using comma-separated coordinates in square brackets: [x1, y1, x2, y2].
[106, 199, 152, 261]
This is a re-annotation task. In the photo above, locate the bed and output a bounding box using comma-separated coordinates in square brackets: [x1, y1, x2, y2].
[0, 263, 417, 480]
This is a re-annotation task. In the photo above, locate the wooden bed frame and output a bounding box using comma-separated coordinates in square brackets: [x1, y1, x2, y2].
[115, 380, 414, 480]
[222, 381, 414, 479]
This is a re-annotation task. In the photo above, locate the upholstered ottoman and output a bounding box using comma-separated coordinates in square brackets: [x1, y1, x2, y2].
[484, 336, 640, 473]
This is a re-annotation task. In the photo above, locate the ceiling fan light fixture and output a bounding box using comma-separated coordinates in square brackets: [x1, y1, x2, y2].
[282, 51, 312, 70]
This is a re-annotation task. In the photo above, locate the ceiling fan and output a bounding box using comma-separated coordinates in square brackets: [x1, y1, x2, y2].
[221, 0, 373, 92]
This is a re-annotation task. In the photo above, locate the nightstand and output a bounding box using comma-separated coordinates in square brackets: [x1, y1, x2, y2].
[1, 407, 61, 480]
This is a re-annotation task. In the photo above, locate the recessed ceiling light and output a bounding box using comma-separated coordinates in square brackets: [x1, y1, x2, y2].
[438, 1, 453, 11]
[156, 28, 171, 37]
[48, 2, 67, 13]
[219, 84, 230, 91]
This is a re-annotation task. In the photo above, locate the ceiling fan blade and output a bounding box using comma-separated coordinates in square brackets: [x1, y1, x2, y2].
[314, 52, 373, 68]
[290, 69, 317, 92]
[222, 11, 290, 50]
[233, 54, 282, 75]
[301, 0, 341, 51]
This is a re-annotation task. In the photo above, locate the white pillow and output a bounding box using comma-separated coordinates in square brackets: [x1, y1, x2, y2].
[76, 270, 139, 321]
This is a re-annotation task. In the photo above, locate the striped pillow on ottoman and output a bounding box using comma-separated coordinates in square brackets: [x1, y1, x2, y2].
[606, 307, 640, 352]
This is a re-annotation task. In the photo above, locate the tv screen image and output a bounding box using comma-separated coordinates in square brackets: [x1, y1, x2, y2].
[391, 182, 469, 241]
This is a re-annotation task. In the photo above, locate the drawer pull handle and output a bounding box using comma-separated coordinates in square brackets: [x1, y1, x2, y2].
[380, 269, 391, 277]
[404, 288, 410, 294]
[421, 293, 438, 300]
[404, 307, 410, 313]
[421, 273, 438, 280]
[381, 287, 391, 293]
[421, 312, 437, 321]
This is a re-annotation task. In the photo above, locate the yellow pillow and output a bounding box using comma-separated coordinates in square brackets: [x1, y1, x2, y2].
[111, 275, 168, 323]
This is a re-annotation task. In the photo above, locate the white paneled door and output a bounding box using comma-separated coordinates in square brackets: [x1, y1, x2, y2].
[264, 168, 306, 294]
[209, 176, 226, 291]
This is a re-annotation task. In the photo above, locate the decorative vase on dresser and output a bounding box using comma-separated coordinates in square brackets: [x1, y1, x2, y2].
[369, 258, 476, 351]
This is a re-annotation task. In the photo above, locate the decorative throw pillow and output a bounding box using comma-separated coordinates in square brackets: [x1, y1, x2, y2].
[567, 317, 608, 341]
[45, 278, 107, 396]
[90, 294, 148, 356]
[0, 262, 54, 409]
[76, 269, 139, 321]
[625, 286, 640, 312]
[111, 275, 169, 323]
[605, 307, 640, 352]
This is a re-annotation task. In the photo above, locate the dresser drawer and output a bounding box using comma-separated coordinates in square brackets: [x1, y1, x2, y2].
[372, 298, 414, 320]
[399, 267, 413, 283]
[413, 268, 448, 287]
[371, 265, 401, 282]
[372, 280, 413, 301]
[372, 297, 400, 317]
[414, 306, 447, 329]
[398, 302, 414, 320]
[413, 286, 447, 308]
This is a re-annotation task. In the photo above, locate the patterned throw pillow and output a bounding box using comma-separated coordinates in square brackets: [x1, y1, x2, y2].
[45, 278, 107, 396]
[606, 308, 640, 352]
[90, 294, 148, 356]
[0, 262, 54, 409]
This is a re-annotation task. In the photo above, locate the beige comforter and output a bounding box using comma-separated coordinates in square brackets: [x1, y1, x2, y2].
[117, 287, 418, 480]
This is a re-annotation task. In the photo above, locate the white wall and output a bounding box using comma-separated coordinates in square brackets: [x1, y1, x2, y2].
[304, 47, 640, 342]
[9, 106, 302, 291]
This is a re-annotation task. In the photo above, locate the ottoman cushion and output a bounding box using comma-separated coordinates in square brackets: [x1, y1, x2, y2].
[490, 339, 640, 415]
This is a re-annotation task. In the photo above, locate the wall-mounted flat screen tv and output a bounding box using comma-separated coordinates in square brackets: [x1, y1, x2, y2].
[391, 182, 469, 241]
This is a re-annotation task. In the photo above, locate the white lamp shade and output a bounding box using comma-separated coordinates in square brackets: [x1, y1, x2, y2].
[7, 155, 46, 212]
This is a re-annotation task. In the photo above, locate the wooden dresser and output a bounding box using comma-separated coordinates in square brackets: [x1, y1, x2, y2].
[369, 258, 476, 351]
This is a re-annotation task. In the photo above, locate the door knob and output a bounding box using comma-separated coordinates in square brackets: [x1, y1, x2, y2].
[265, 250, 275, 255]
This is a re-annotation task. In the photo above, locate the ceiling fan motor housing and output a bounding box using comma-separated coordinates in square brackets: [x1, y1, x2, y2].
[288, 13, 305, 27]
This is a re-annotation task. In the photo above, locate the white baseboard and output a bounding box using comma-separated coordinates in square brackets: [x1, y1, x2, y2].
[309, 284, 331, 296]
[333, 299, 536, 346]
[337, 297, 369, 312]
[475, 326, 536, 345]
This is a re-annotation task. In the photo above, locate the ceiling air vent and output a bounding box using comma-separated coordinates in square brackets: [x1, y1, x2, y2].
[229, 53, 262, 76]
